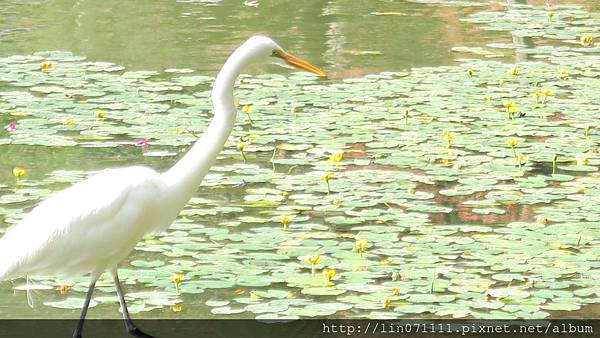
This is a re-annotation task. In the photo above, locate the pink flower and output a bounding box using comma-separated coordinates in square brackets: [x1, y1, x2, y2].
[5, 122, 17, 133]
[134, 139, 149, 147]
[116, 138, 150, 147]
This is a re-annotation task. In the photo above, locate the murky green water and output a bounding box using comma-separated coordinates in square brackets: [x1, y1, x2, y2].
[1, 0, 600, 322]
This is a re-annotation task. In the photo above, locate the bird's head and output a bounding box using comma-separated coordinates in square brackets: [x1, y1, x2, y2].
[238, 35, 326, 77]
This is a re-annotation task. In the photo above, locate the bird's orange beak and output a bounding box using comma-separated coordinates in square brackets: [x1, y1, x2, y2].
[273, 50, 327, 77]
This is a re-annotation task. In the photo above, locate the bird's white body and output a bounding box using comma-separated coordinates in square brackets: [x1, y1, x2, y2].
[0, 167, 168, 279]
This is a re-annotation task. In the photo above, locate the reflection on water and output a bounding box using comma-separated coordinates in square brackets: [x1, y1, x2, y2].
[0, 0, 507, 77]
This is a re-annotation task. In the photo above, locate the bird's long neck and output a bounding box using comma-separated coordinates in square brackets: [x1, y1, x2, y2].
[161, 49, 245, 209]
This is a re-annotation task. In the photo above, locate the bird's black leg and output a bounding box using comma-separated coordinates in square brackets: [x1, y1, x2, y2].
[113, 270, 155, 338]
[73, 275, 99, 338]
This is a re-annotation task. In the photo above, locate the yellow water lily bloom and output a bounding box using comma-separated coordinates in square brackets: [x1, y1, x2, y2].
[96, 110, 106, 119]
[171, 304, 183, 312]
[237, 140, 246, 151]
[516, 153, 528, 163]
[172, 272, 184, 294]
[505, 138, 519, 148]
[542, 89, 554, 97]
[575, 153, 589, 166]
[64, 118, 75, 126]
[440, 158, 453, 166]
[321, 171, 334, 194]
[442, 130, 454, 148]
[382, 298, 392, 308]
[503, 101, 518, 114]
[353, 238, 368, 257]
[580, 35, 594, 47]
[172, 272, 185, 284]
[12, 167, 26, 178]
[442, 130, 454, 142]
[322, 268, 336, 281]
[466, 67, 475, 77]
[329, 152, 344, 163]
[241, 103, 254, 114]
[498, 79, 506, 87]
[508, 66, 519, 76]
[40, 62, 54, 72]
[321, 172, 334, 181]
[280, 215, 293, 230]
[306, 254, 321, 276]
[559, 68, 569, 79]
[305, 254, 321, 265]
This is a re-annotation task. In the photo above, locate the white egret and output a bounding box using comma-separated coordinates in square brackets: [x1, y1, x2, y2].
[0, 35, 326, 338]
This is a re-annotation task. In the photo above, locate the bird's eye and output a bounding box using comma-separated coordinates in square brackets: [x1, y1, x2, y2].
[271, 49, 284, 58]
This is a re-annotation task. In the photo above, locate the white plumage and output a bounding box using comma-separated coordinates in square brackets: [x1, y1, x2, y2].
[0, 167, 166, 280]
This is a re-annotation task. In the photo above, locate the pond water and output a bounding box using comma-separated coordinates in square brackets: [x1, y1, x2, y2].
[1, 0, 600, 321]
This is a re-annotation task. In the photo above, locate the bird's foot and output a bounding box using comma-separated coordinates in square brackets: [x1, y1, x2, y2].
[128, 327, 155, 338]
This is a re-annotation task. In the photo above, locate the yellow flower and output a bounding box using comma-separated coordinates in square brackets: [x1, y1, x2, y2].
[382, 298, 392, 308]
[441, 130, 454, 141]
[503, 101, 518, 114]
[353, 238, 368, 257]
[321, 171, 334, 181]
[516, 153, 528, 163]
[535, 215, 548, 225]
[305, 254, 321, 265]
[306, 254, 321, 277]
[172, 272, 185, 284]
[12, 167, 26, 178]
[280, 215, 293, 229]
[580, 35, 594, 47]
[172, 272, 184, 294]
[322, 268, 336, 281]
[505, 138, 519, 148]
[329, 152, 344, 163]
[575, 153, 589, 167]
[498, 79, 506, 87]
[542, 89, 554, 97]
[171, 304, 183, 312]
[508, 66, 520, 76]
[241, 104, 254, 114]
[440, 158, 452, 166]
[531, 90, 542, 98]
[40, 62, 54, 72]
[547, 11, 555, 18]
[391, 287, 399, 296]
[96, 110, 106, 119]
[63, 118, 75, 126]
[321, 171, 334, 194]
[237, 141, 246, 151]
[466, 67, 475, 77]
[559, 68, 569, 79]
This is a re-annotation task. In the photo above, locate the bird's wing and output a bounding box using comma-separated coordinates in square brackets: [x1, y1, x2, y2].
[0, 166, 164, 280]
